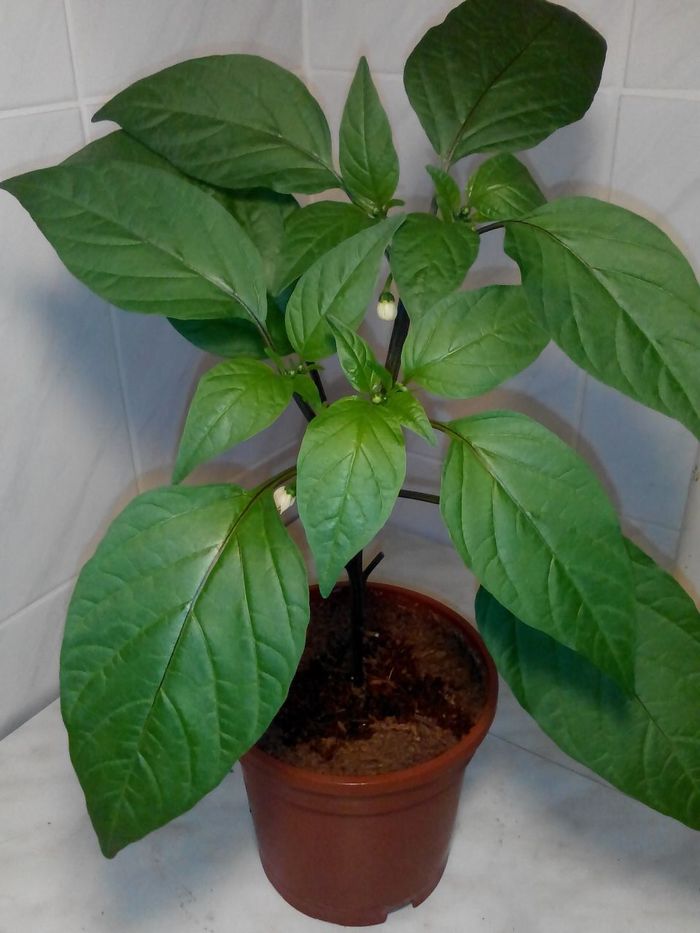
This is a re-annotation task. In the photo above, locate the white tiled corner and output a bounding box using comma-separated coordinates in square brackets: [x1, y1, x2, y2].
[0, 112, 137, 620]
[0, 2, 76, 110]
[306, 0, 457, 75]
[611, 95, 700, 271]
[67, 0, 304, 98]
[577, 378, 697, 531]
[626, 0, 700, 90]
[0, 581, 72, 739]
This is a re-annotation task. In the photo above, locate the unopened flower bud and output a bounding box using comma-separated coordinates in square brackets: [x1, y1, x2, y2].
[376, 292, 397, 322]
[273, 485, 295, 514]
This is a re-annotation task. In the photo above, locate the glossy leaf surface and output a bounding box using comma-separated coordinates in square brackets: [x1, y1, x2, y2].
[426, 165, 461, 222]
[285, 217, 402, 360]
[468, 153, 545, 221]
[439, 411, 635, 688]
[60, 484, 309, 856]
[404, 0, 605, 164]
[275, 201, 374, 293]
[476, 538, 700, 829]
[390, 213, 478, 316]
[402, 286, 548, 397]
[505, 197, 700, 437]
[95, 55, 338, 194]
[328, 317, 389, 394]
[386, 389, 437, 446]
[340, 57, 399, 209]
[173, 359, 293, 482]
[297, 398, 405, 596]
[1, 161, 267, 325]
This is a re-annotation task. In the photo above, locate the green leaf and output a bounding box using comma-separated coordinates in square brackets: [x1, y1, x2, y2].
[223, 189, 298, 292]
[169, 318, 266, 358]
[504, 197, 700, 438]
[1, 161, 267, 325]
[476, 538, 700, 829]
[173, 359, 294, 482]
[328, 317, 390, 394]
[426, 166, 461, 222]
[402, 286, 548, 397]
[285, 216, 403, 361]
[439, 411, 635, 688]
[63, 129, 176, 172]
[275, 201, 375, 293]
[60, 483, 309, 856]
[339, 57, 399, 209]
[94, 55, 338, 194]
[297, 397, 406, 596]
[404, 0, 605, 164]
[467, 154, 545, 221]
[291, 372, 323, 415]
[386, 389, 436, 446]
[390, 213, 478, 315]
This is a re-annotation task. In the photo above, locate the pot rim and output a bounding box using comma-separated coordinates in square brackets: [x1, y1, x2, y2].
[242, 580, 498, 796]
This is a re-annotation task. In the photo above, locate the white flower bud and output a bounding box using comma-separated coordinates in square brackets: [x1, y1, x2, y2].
[273, 485, 295, 514]
[376, 292, 397, 322]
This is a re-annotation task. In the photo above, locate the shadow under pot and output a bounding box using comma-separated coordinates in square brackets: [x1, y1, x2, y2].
[240, 581, 498, 926]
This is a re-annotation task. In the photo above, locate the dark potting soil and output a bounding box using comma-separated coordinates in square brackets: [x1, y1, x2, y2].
[257, 585, 488, 775]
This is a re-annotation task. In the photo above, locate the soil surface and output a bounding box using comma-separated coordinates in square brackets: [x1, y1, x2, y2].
[257, 585, 488, 775]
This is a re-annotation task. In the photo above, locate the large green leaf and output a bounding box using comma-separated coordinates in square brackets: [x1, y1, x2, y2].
[297, 397, 406, 596]
[173, 359, 294, 483]
[1, 161, 267, 325]
[390, 213, 478, 316]
[223, 189, 298, 292]
[94, 55, 338, 194]
[402, 286, 548, 397]
[339, 57, 399, 210]
[439, 411, 635, 688]
[475, 538, 700, 829]
[285, 216, 403, 361]
[504, 197, 700, 438]
[60, 483, 309, 856]
[467, 154, 545, 221]
[404, 0, 605, 165]
[169, 318, 265, 358]
[65, 130, 298, 293]
[275, 201, 375, 293]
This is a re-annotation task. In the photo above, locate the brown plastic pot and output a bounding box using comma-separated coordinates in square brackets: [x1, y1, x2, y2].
[240, 582, 498, 926]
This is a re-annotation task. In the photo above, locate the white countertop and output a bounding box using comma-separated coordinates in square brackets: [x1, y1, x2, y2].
[1, 527, 699, 932]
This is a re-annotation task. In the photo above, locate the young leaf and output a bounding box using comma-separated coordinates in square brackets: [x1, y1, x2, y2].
[275, 201, 375, 293]
[426, 165, 461, 222]
[328, 317, 390, 394]
[291, 372, 323, 415]
[390, 213, 478, 316]
[339, 57, 400, 209]
[173, 359, 294, 482]
[285, 216, 403, 361]
[402, 286, 548, 397]
[439, 411, 635, 689]
[404, 0, 605, 164]
[504, 197, 700, 438]
[475, 538, 700, 830]
[1, 161, 267, 326]
[94, 55, 338, 194]
[60, 484, 309, 856]
[169, 318, 266, 359]
[297, 398, 406, 596]
[386, 389, 437, 446]
[467, 154, 545, 221]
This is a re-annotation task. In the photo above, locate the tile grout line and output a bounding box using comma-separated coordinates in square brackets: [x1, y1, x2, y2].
[62, 0, 143, 494]
[620, 0, 638, 90]
[0, 577, 76, 632]
[488, 732, 611, 791]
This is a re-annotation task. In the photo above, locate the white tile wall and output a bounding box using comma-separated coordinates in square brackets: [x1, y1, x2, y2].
[2, 0, 700, 738]
[0, 0, 305, 738]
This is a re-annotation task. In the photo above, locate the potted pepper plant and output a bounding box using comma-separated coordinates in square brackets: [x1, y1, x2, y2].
[3, 0, 699, 925]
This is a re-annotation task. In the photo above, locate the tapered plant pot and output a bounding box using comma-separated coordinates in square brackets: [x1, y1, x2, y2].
[240, 583, 498, 927]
